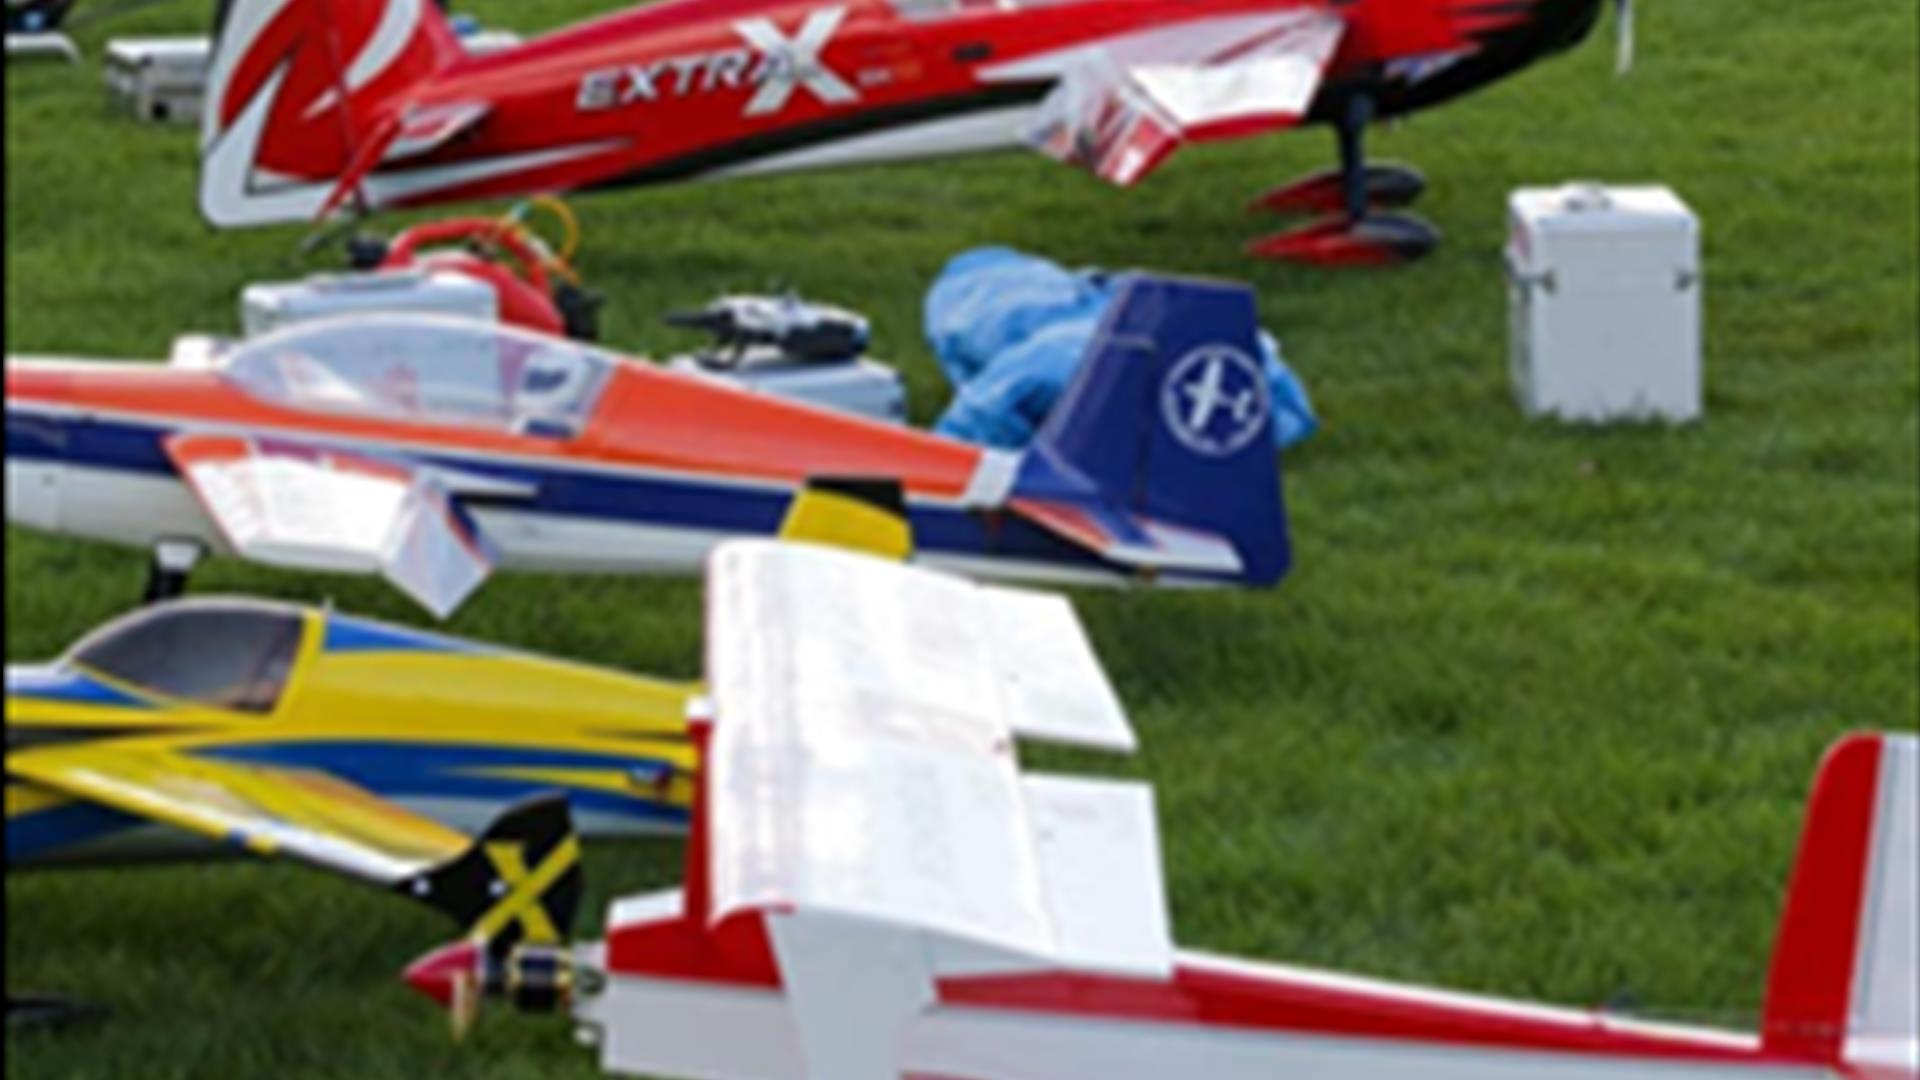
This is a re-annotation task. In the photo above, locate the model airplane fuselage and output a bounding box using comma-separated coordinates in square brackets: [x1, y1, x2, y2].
[6, 276, 1291, 616]
[6, 597, 693, 872]
[202, 0, 1607, 262]
[406, 543, 1919, 1080]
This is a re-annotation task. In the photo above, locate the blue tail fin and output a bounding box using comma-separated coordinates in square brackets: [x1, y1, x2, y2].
[1011, 275, 1291, 585]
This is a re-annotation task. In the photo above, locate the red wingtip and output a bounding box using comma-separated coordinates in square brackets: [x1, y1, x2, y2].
[405, 939, 480, 1009]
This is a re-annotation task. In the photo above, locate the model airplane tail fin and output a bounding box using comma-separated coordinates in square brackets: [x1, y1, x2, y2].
[1762, 733, 1917, 1076]
[396, 794, 584, 960]
[779, 477, 913, 561]
[1011, 275, 1290, 585]
[201, 0, 466, 227]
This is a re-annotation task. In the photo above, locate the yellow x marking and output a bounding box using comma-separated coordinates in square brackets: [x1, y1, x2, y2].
[469, 835, 580, 945]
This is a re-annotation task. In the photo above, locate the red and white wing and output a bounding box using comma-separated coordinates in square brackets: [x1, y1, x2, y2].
[165, 433, 518, 618]
[1007, 9, 1344, 186]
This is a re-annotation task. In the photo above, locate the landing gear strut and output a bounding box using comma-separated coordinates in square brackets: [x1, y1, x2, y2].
[143, 539, 206, 604]
[1248, 93, 1441, 267]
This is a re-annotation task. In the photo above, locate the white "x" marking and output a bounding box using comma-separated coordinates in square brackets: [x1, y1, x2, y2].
[735, 7, 858, 116]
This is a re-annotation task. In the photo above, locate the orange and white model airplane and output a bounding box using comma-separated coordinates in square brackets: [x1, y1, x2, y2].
[409, 543, 1918, 1080]
[5, 276, 1290, 617]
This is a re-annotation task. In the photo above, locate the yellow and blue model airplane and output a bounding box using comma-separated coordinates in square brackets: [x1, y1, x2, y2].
[4, 480, 911, 1022]
[5, 594, 696, 1020]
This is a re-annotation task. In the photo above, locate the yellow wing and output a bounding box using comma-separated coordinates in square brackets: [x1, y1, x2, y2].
[10, 741, 585, 951]
[9, 743, 468, 883]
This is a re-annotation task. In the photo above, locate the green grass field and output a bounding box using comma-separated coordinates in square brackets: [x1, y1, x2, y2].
[6, 0, 1917, 1075]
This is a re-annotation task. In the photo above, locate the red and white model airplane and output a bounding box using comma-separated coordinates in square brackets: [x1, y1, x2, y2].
[200, 0, 1618, 264]
[408, 542, 1918, 1080]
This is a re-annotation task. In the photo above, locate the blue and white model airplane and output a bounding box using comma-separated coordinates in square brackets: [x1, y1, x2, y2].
[6, 277, 1292, 616]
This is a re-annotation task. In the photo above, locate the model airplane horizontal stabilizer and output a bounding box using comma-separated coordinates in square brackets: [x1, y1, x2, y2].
[1010, 495, 1242, 575]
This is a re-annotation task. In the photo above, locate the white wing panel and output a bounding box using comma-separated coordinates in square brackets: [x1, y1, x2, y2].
[703, 542, 1145, 967]
[983, 585, 1135, 752]
[183, 449, 404, 572]
[166, 434, 498, 617]
[1025, 774, 1172, 977]
[706, 541, 1052, 958]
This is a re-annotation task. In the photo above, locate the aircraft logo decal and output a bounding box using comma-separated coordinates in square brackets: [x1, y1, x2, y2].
[576, 6, 857, 117]
[1161, 345, 1269, 458]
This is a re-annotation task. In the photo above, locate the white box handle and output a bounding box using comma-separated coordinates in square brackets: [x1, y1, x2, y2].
[1503, 248, 1555, 294]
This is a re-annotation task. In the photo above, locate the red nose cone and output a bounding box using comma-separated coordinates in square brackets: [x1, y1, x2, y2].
[404, 940, 479, 1008]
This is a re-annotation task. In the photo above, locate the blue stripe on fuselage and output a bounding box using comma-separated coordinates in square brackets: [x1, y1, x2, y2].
[5, 407, 1113, 572]
[197, 740, 690, 828]
[321, 615, 487, 655]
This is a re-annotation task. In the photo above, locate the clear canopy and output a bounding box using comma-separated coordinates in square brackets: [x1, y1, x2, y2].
[223, 315, 617, 435]
[70, 600, 305, 714]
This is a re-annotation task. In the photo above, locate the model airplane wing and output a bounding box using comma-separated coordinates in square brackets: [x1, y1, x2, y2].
[706, 540, 1137, 757]
[9, 742, 582, 953]
[165, 433, 528, 618]
[9, 742, 467, 878]
[1017, 9, 1345, 186]
[705, 539, 1163, 960]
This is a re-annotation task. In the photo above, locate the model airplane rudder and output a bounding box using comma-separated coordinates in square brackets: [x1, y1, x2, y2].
[201, 0, 466, 227]
[1761, 732, 1918, 1079]
[1012, 275, 1291, 585]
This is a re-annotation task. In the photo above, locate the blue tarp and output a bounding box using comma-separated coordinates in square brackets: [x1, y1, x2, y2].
[926, 248, 1317, 451]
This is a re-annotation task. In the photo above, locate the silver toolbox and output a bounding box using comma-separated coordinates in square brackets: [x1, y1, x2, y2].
[668, 350, 907, 425]
[1507, 183, 1702, 424]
